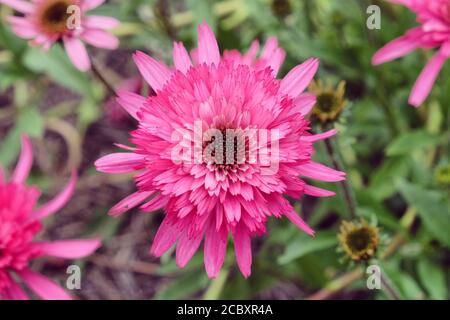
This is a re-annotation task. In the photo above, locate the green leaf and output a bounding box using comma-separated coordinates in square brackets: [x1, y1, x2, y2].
[397, 180, 450, 247]
[417, 259, 447, 300]
[382, 261, 425, 300]
[77, 98, 101, 133]
[22, 46, 94, 97]
[278, 231, 338, 265]
[155, 269, 209, 299]
[0, 20, 27, 55]
[0, 107, 43, 166]
[386, 130, 440, 156]
[16, 106, 44, 137]
[368, 156, 411, 200]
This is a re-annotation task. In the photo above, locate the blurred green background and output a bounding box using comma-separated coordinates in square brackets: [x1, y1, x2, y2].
[0, 0, 449, 300]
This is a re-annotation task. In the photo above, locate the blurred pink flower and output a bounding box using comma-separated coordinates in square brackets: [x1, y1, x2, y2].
[105, 77, 142, 124]
[96, 23, 345, 278]
[0, 0, 120, 71]
[372, 0, 450, 107]
[0, 136, 101, 300]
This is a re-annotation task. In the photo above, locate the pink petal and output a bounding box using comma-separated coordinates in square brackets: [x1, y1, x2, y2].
[298, 161, 346, 182]
[304, 184, 336, 197]
[5, 16, 38, 39]
[232, 224, 252, 278]
[3, 278, 28, 300]
[280, 58, 319, 98]
[133, 51, 172, 92]
[0, 0, 33, 13]
[63, 37, 91, 71]
[292, 93, 316, 116]
[284, 209, 315, 236]
[95, 153, 146, 173]
[176, 232, 203, 268]
[17, 269, 72, 300]
[204, 224, 227, 279]
[33, 239, 101, 259]
[116, 90, 146, 120]
[29, 171, 77, 222]
[266, 48, 286, 76]
[81, 29, 119, 49]
[223, 197, 241, 223]
[150, 217, 180, 257]
[12, 135, 33, 184]
[82, 0, 105, 11]
[173, 41, 193, 73]
[197, 22, 220, 66]
[108, 191, 153, 216]
[260, 37, 279, 61]
[83, 16, 120, 29]
[140, 194, 168, 212]
[302, 129, 337, 142]
[409, 51, 447, 107]
[372, 33, 420, 65]
[243, 40, 260, 64]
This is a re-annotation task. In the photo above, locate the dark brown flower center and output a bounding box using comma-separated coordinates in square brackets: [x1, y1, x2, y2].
[347, 228, 372, 251]
[38, 0, 74, 34]
[316, 93, 336, 113]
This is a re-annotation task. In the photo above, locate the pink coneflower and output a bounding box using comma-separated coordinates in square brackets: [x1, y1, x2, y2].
[0, 136, 101, 300]
[0, 0, 120, 71]
[372, 0, 450, 107]
[96, 23, 345, 278]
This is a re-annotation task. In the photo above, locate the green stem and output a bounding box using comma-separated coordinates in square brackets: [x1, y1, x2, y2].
[380, 272, 401, 300]
[203, 267, 230, 300]
[91, 62, 116, 96]
[322, 127, 357, 219]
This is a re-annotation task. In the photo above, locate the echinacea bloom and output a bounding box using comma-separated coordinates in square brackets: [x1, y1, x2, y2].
[0, 0, 120, 71]
[372, 0, 450, 107]
[96, 22, 345, 278]
[0, 136, 101, 300]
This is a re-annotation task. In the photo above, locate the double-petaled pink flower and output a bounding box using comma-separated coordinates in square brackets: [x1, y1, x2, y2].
[0, 136, 100, 300]
[0, 0, 120, 71]
[96, 23, 345, 278]
[372, 0, 450, 107]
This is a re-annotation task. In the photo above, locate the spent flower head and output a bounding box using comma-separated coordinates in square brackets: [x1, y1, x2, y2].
[309, 79, 346, 123]
[338, 219, 380, 262]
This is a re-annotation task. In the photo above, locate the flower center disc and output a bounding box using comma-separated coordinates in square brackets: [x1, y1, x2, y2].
[38, 0, 74, 34]
[347, 228, 372, 252]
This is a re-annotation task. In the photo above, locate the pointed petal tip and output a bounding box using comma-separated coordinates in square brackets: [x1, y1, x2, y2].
[197, 21, 220, 66]
[205, 268, 219, 279]
[28, 170, 77, 222]
[12, 134, 33, 184]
